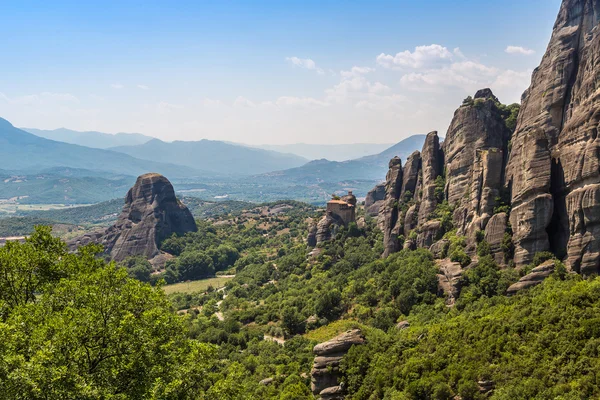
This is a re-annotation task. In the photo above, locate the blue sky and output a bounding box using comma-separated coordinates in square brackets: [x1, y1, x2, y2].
[0, 0, 562, 144]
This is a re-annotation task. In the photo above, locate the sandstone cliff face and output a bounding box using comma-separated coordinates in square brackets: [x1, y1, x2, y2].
[505, 0, 600, 272]
[443, 89, 511, 248]
[365, 183, 386, 217]
[417, 131, 443, 226]
[402, 151, 421, 200]
[69, 173, 197, 262]
[379, 157, 404, 257]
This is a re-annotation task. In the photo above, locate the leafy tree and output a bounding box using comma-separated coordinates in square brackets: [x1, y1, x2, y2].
[121, 255, 153, 282]
[177, 251, 215, 280]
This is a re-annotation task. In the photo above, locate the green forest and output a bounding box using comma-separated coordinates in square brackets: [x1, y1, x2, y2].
[1, 202, 599, 400]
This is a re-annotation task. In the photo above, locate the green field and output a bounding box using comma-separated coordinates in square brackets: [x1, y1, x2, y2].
[0, 203, 87, 214]
[162, 276, 234, 295]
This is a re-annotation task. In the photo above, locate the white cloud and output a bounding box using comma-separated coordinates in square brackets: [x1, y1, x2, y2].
[285, 57, 325, 75]
[505, 46, 535, 55]
[233, 96, 256, 108]
[377, 44, 454, 69]
[275, 96, 330, 107]
[110, 83, 124, 89]
[340, 66, 374, 79]
[137, 84, 149, 90]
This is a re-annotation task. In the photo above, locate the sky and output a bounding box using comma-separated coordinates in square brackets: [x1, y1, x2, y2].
[0, 0, 562, 145]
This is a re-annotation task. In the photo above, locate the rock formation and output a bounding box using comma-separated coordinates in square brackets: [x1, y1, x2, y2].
[506, 260, 556, 295]
[505, 0, 600, 272]
[379, 157, 404, 257]
[445, 90, 510, 240]
[69, 173, 197, 263]
[437, 259, 463, 306]
[417, 131, 443, 226]
[401, 151, 421, 200]
[312, 192, 357, 246]
[311, 329, 365, 399]
[364, 183, 386, 217]
[307, 219, 318, 247]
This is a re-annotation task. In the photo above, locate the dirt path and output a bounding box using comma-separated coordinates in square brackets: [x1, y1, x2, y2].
[263, 334, 285, 345]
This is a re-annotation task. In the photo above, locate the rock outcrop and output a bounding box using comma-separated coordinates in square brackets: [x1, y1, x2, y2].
[505, 0, 600, 272]
[69, 173, 197, 262]
[417, 131, 443, 225]
[311, 329, 365, 399]
[379, 157, 404, 257]
[313, 193, 357, 245]
[443, 89, 510, 249]
[437, 259, 463, 306]
[316, 213, 343, 244]
[365, 183, 386, 217]
[506, 260, 556, 295]
[307, 219, 318, 247]
[401, 151, 421, 200]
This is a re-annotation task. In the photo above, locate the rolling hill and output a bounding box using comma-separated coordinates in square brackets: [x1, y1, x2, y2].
[110, 139, 308, 175]
[23, 127, 153, 149]
[0, 118, 203, 178]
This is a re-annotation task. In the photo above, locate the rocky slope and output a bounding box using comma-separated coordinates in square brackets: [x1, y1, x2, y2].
[69, 173, 197, 264]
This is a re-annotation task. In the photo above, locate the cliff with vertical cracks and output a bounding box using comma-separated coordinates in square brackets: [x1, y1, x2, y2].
[444, 89, 511, 251]
[372, 0, 600, 284]
[505, 0, 600, 273]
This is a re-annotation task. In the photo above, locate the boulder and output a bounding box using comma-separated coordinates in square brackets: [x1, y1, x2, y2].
[313, 329, 366, 356]
[69, 173, 197, 262]
[259, 377, 274, 386]
[396, 320, 410, 330]
[506, 260, 556, 295]
[320, 385, 344, 400]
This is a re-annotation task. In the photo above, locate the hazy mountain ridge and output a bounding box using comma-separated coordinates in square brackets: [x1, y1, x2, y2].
[23, 127, 153, 149]
[109, 138, 309, 175]
[0, 118, 205, 178]
[257, 134, 428, 183]
[251, 142, 395, 161]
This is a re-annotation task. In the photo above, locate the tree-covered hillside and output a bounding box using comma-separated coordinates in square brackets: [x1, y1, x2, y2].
[3, 205, 600, 399]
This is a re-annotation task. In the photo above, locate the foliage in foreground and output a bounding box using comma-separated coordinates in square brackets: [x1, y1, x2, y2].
[0, 227, 249, 399]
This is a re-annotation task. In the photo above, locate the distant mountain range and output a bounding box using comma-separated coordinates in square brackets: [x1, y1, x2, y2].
[252, 143, 394, 162]
[258, 135, 427, 184]
[22, 127, 153, 149]
[0, 118, 202, 178]
[1, 117, 429, 205]
[109, 139, 308, 175]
